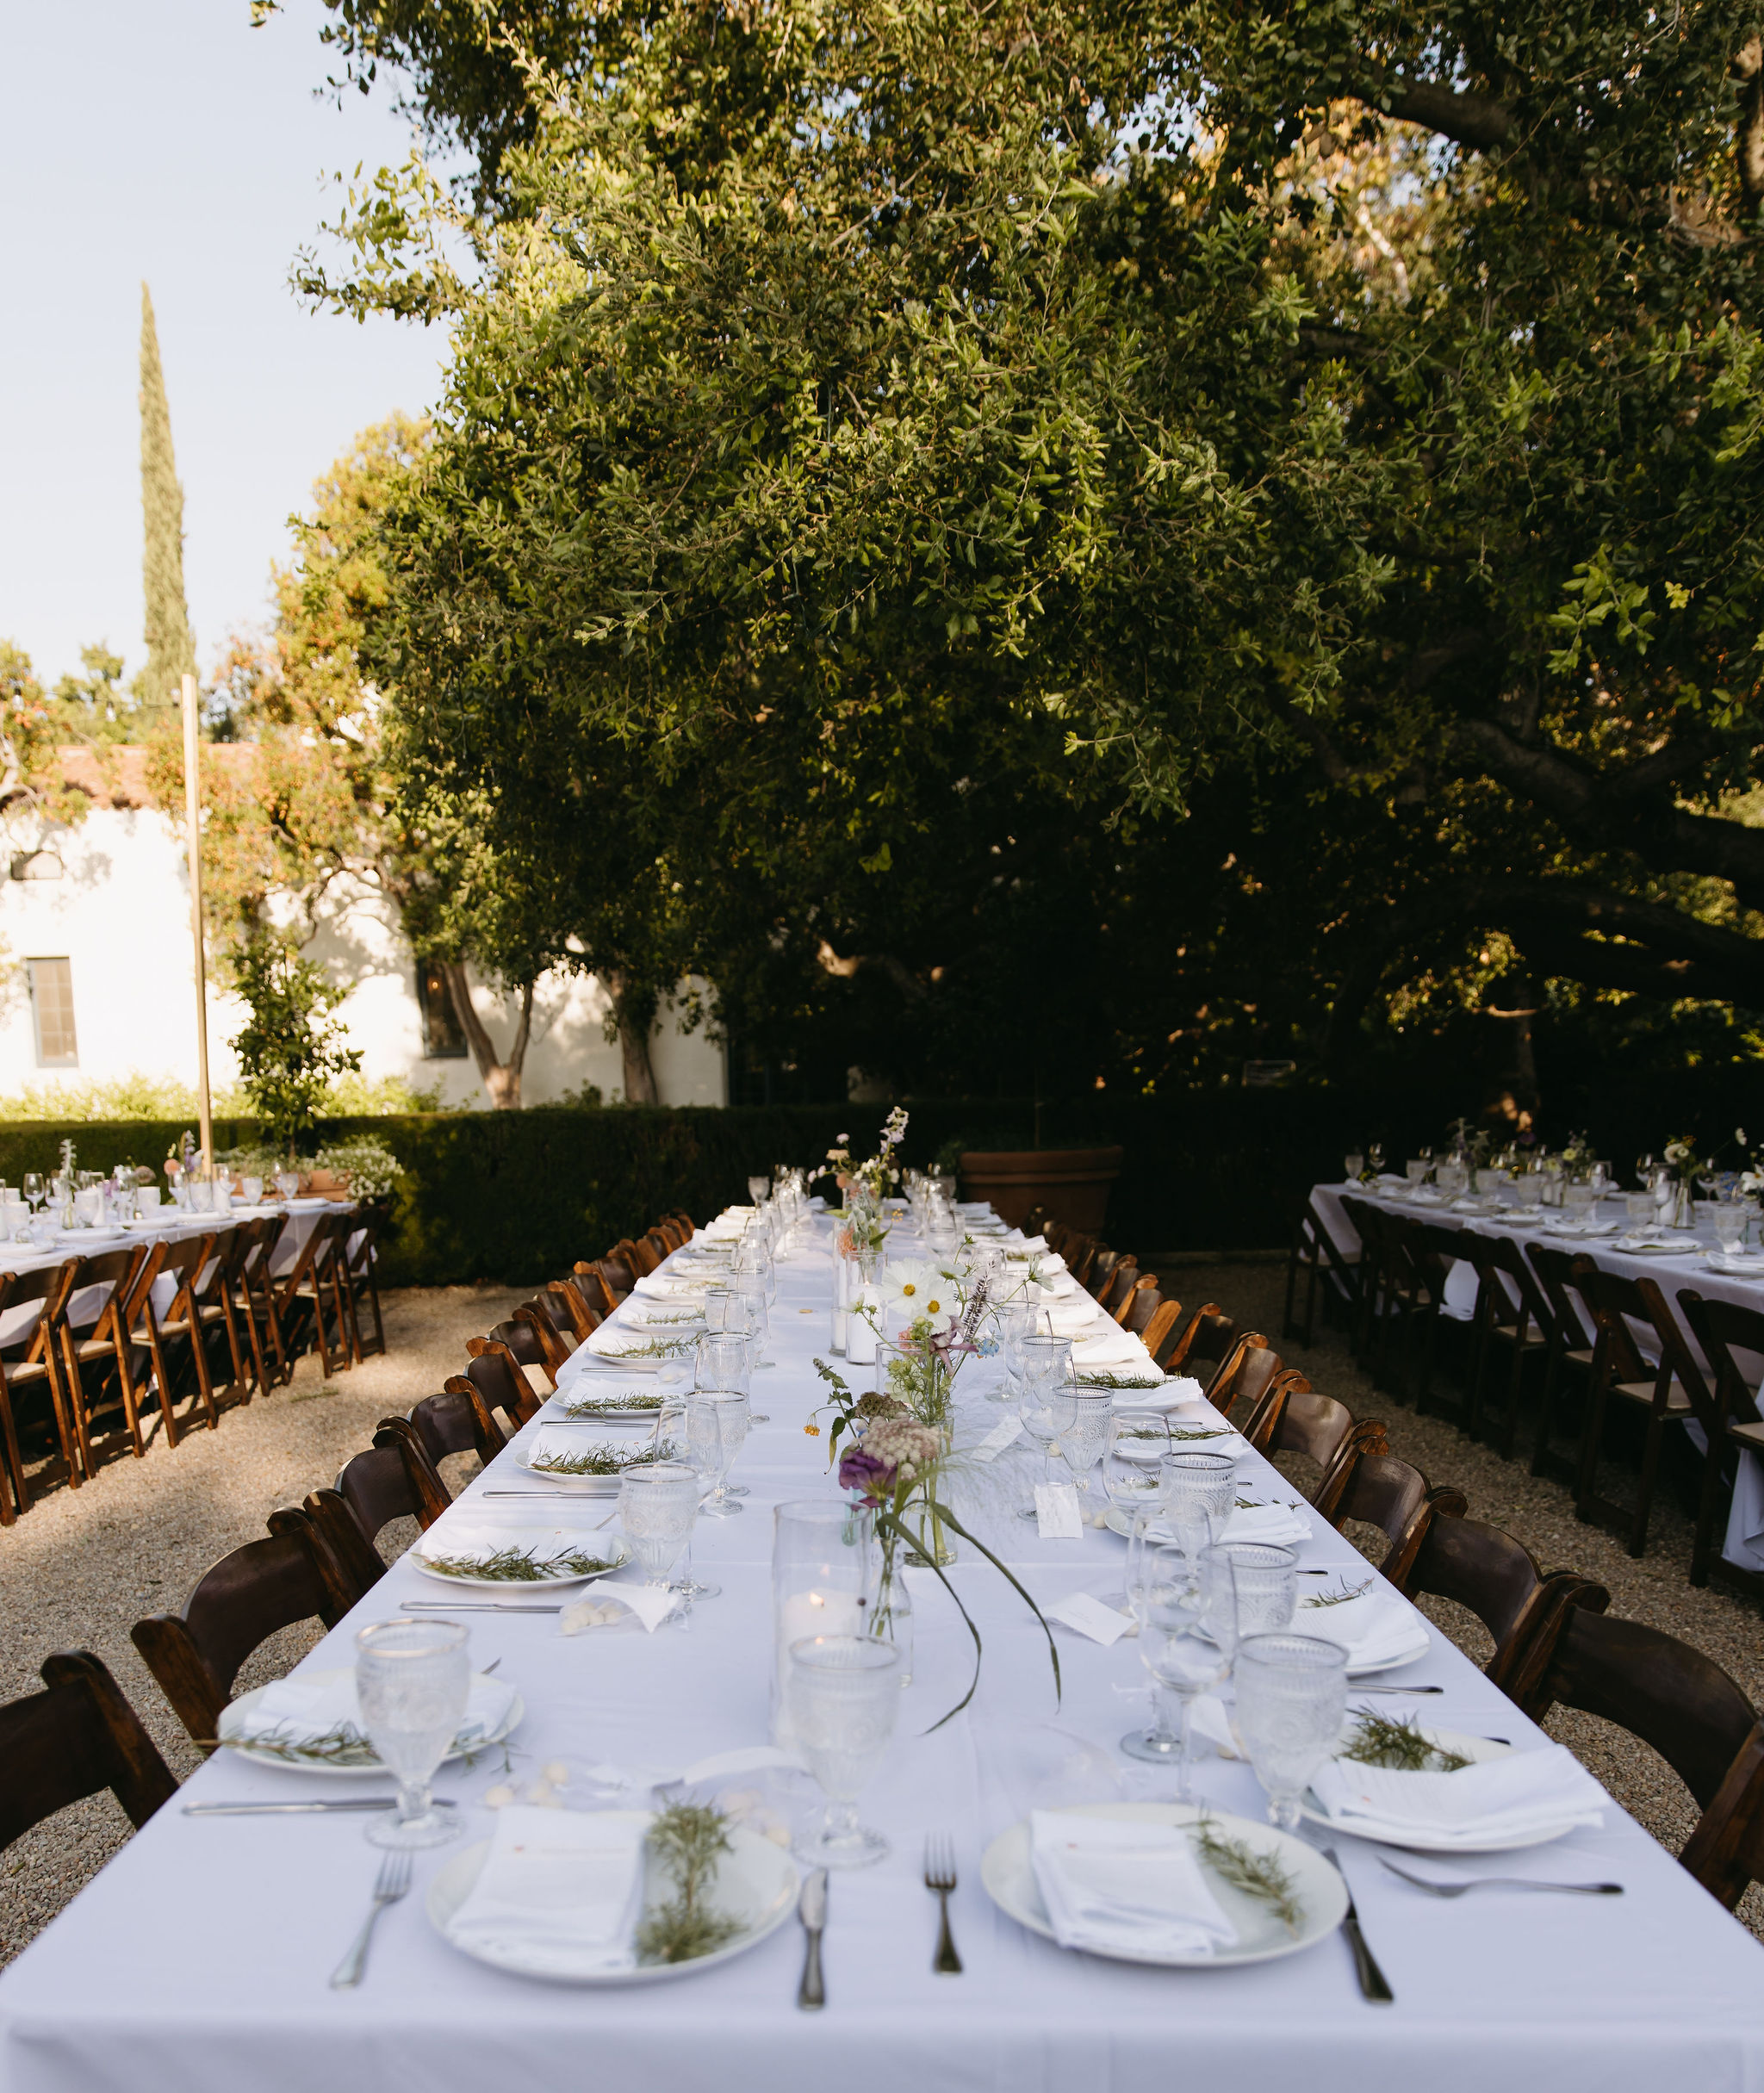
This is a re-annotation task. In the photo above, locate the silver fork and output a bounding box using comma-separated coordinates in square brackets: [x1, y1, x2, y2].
[923, 1834, 963, 1975]
[1378, 1857, 1623, 1898]
[329, 1850, 413, 1990]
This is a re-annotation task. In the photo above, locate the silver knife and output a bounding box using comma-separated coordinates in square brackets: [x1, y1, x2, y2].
[1344, 1683, 1443, 1695]
[796, 1867, 828, 2009]
[1314, 1841, 1394, 2003]
[401, 1599, 565, 1613]
[183, 1797, 457, 1816]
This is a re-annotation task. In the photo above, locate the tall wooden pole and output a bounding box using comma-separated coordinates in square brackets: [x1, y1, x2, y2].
[181, 671, 214, 1170]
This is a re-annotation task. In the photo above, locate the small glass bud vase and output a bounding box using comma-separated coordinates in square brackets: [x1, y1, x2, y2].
[873, 1555, 913, 1688]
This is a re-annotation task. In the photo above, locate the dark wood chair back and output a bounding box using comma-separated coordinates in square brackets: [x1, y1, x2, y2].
[544, 1278, 602, 1340]
[1122, 1281, 1163, 1336]
[132, 1505, 362, 1743]
[417, 1385, 506, 1466]
[459, 1344, 543, 1430]
[513, 1296, 576, 1379]
[1322, 1449, 1469, 1587]
[1202, 1332, 1277, 1413]
[304, 1423, 451, 1591]
[1405, 1511, 1610, 1687]
[599, 1249, 639, 1295]
[572, 1263, 621, 1317]
[1510, 1604, 1764, 1910]
[612, 1236, 661, 1279]
[0, 1258, 81, 1512]
[0, 1649, 177, 1850]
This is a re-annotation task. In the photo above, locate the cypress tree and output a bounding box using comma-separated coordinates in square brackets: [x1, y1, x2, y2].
[137, 283, 196, 711]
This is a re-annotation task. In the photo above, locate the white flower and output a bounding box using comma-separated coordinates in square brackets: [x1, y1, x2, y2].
[881, 1258, 956, 1320]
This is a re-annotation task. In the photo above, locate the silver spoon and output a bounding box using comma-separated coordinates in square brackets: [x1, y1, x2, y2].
[1379, 1857, 1623, 1897]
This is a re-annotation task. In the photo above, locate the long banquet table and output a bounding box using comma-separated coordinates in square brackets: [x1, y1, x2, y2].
[1310, 1177, 1764, 1572]
[3, 1207, 1762, 2093]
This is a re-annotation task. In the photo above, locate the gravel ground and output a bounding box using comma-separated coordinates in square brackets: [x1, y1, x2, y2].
[0, 1283, 525, 1970]
[1156, 1252, 1764, 1939]
[4, 1258, 1762, 1966]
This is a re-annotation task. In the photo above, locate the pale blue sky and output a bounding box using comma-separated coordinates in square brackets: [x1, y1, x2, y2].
[1, 0, 449, 688]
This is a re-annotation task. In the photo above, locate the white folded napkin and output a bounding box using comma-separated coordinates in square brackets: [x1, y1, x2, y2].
[233, 1669, 515, 1748]
[633, 1274, 709, 1301]
[1309, 1745, 1606, 1845]
[1071, 1328, 1154, 1368]
[584, 1321, 695, 1361]
[1028, 1811, 1235, 1958]
[1045, 1301, 1104, 1338]
[444, 1806, 649, 1975]
[620, 1301, 706, 1329]
[561, 1585, 680, 1634]
[554, 1374, 668, 1409]
[1220, 1500, 1312, 1548]
[1111, 1378, 1204, 1412]
[1295, 1587, 1428, 1669]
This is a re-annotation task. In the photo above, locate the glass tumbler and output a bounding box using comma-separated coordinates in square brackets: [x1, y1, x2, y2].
[1157, 1451, 1237, 1567]
[686, 1389, 749, 1516]
[354, 1618, 470, 1849]
[787, 1634, 902, 1867]
[1198, 1541, 1297, 1679]
[695, 1329, 750, 1399]
[1233, 1632, 1349, 1829]
[771, 1500, 877, 1746]
[618, 1460, 701, 1586]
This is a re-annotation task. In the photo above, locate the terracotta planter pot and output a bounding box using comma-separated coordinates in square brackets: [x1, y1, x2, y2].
[957, 1146, 1124, 1233]
[304, 1169, 350, 1197]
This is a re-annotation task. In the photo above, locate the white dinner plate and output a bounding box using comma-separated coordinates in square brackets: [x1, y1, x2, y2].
[583, 1335, 699, 1370]
[981, 1803, 1347, 1967]
[1612, 1239, 1691, 1258]
[1705, 1254, 1764, 1277]
[1109, 1425, 1249, 1464]
[428, 1815, 798, 1983]
[1294, 1725, 1600, 1854]
[411, 1531, 631, 1589]
[516, 1432, 675, 1494]
[217, 1668, 523, 1778]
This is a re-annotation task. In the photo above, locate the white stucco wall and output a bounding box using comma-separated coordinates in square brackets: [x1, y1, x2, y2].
[0, 804, 727, 1110]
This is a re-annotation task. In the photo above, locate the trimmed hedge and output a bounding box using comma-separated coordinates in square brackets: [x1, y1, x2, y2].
[4, 1065, 1754, 1285]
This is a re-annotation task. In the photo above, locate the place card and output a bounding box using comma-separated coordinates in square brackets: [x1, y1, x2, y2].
[972, 1418, 1023, 1463]
[1045, 1593, 1134, 1645]
[1034, 1482, 1084, 1540]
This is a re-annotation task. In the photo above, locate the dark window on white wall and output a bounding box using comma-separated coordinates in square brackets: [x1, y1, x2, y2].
[27, 958, 78, 1066]
[417, 962, 469, 1059]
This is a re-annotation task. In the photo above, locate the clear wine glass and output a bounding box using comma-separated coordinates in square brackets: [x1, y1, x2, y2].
[695, 1329, 750, 1398]
[1016, 1334, 1077, 1519]
[1233, 1632, 1349, 1830]
[1101, 1409, 1168, 1598]
[22, 1173, 42, 1217]
[618, 1460, 701, 1587]
[353, 1618, 470, 1849]
[1343, 1152, 1364, 1183]
[1119, 1542, 1229, 1791]
[787, 1633, 902, 1868]
[992, 1298, 1036, 1407]
[686, 1389, 749, 1517]
[748, 1175, 770, 1206]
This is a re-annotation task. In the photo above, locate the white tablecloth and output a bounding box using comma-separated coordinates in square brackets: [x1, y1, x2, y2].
[1312, 1180, 1764, 1571]
[3, 1212, 1761, 2091]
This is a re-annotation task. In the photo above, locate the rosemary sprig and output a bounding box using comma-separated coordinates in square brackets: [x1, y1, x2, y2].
[1167, 1426, 1229, 1442]
[635, 1802, 742, 1964]
[419, 1543, 619, 1581]
[562, 1393, 661, 1416]
[528, 1441, 677, 1476]
[596, 1333, 697, 1359]
[1339, 1709, 1471, 1773]
[1191, 1816, 1304, 1932]
[1075, 1370, 1161, 1389]
[630, 1311, 705, 1326]
[218, 1722, 509, 1771]
[1301, 1576, 1374, 1609]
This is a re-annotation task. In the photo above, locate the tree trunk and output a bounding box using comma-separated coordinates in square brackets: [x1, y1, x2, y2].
[604, 971, 660, 1104]
[443, 961, 534, 1109]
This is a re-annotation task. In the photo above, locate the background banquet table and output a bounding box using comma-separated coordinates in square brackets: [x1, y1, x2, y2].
[2, 1208, 1761, 2093]
[1311, 1177, 1764, 1572]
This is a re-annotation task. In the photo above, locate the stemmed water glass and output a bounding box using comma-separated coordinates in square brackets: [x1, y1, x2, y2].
[1233, 1632, 1349, 1830]
[1016, 1333, 1077, 1518]
[1100, 1412, 1168, 1607]
[992, 1298, 1036, 1407]
[22, 1173, 42, 1220]
[1055, 1388, 1112, 1497]
[1198, 1540, 1298, 1684]
[748, 1175, 770, 1206]
[1119, 1542, 1231, 1792]
[787, 1634, 902, 1868]
[1158, 1451, 1237, 1566]
[686, 1389, 749, 1517]
[353, 1618, 470, 1849]
[618, 1460, 701, 1590]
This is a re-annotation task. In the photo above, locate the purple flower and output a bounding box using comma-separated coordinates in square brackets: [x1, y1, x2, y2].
[839, 1445, 896, 1503]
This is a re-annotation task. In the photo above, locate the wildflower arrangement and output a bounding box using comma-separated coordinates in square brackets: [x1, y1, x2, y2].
[824, 1106, 910, 1201]
[812, 1270, 1057, 1728]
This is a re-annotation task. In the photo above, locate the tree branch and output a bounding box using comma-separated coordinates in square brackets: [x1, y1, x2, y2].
[1355, 77, 1513, 152]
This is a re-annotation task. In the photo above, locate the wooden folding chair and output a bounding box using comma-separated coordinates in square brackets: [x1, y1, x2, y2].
[338, 1208, 387, 1361]
[473, 1327, 554, 1400]
[612, 1235, 661, 1279]
[1200, 1331, 1275, 1412]
[572, 1263, 621, 1318]
[513, 1296, 577, 1381]
[131, 1505, 363, 1745]
[1571, 1260, 1710, 1558]
[1402, 1510, 1609, 1692]
[52, 1244, 153, 1473]
[1509, 1604, 1764, 1911]
[1451, 1228, 1555, 1458]
[185, 1225, 254, 1413]
[1252, 1386, 1387, 1508]
[1283, 1198, 1361, 1347]
[419, 1384, 506, 1467]
[1320, 1448, 1468, 1587]
[304, 1425, 451, 1593]
[270, 1211, 354, 1379]
[136, 1231, 224, 1438]
[232, 1214, 291, 1387]
[0, 1259, 80, 1514]
[1525, 1241, 1599, 1482]
[1674, 1290, 1764, 1589]
[544, 1277, 603, 1341]
[0, 1649, 177, 1850]
[454, 1343, 544, 1432]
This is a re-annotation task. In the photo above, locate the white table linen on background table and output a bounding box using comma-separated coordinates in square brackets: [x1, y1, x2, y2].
[3, 1210, 1762, 2093]
[1311, 1179, 1764, 1571]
